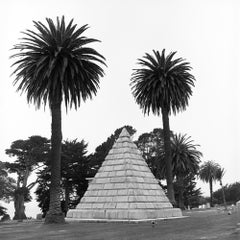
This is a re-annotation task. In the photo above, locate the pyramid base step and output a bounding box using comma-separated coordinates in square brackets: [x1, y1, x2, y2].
[66, 208, 182, 221]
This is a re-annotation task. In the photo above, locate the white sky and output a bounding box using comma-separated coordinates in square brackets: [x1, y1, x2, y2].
[0, 0, 239, 218]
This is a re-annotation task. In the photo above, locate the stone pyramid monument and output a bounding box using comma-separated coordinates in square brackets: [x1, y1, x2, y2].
[67, 128, 182, 221]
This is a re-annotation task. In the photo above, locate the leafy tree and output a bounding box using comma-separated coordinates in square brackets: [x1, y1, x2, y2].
[35, 139, 89, 217]
[136, 128, 166, 178]
[11, 16, 106, 223]
[215, 167, 227, 209]
[213, 182, 240, 205]
[0, 161, 16, 202]
[131, 49, 195, 205]
[61, 139, 89, 213]
[174, 173, 202, 209]
[35, 172, 50, 217]
[89, 125, 136, 173]
[0, 161, 16, 219]
[199, 161, 220, 207]
[0, 206, 7, 217]
[5, 136, 49, 220]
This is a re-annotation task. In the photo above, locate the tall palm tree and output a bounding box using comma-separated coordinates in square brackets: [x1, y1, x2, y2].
[11, 16, 106, 223]
[199, 161, 219, 207]
[130, 49, 195, 205]
[216, 167, 227, 209]
[158, 133, 202, 209]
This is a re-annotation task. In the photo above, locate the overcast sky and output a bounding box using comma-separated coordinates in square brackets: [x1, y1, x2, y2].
[0, 0, 239, 218]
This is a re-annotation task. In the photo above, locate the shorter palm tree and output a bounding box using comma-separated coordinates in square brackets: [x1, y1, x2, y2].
[199, 161, 219, 207]
[216, 167, 227, 210]
[158, 133, 202, 209]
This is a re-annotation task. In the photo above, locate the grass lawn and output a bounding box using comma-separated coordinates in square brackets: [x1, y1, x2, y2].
[0, 209, 239, 240]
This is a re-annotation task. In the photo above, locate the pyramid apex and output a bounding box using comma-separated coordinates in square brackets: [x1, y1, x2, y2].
[119, 127, 131, 138]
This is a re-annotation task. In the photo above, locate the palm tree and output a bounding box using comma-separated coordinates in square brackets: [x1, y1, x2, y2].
[158, 133, 202, 209]
[216, 167, 227, 210]
[130, 49, 195, 205]
[11, 16, 106, 223]
[199, 161, 219, 207]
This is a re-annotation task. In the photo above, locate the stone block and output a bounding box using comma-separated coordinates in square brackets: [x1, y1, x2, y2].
[114, 183, 127, 189]
[126, 169, 133, 175]
[97, 189, 108, 196]
[116, 196, 129, 202]
[128, 210, 146, 219]
[92, 203, 104, 209]
[78, 203, 92, 209]
[106, 210, 118, 219]
[145, 203, 154, 209]
[104, 183, 114, 189]
[87, 196, 98, 202]
[95, 178, 108, 184]
[105, 166, 115, 171]
[92, 210, 105, 219]
[66, 211, 73, 218]
[97, 196, 113, 202]
[132, 171, 140, 176]
[103, 202, 117, 209]
[126, 176, 137, 182]
[111, 176, 125, 183]
[100, 172, 110, 177]
[117, 189, 128, 195]
[136, 202, 147, 208]
[117, 210, 129, 219]
[114, 153, 124, 159]
[113, 165, 124, 171]
[93, 184, 105, 190]
[146, 189, 154, 195]
[150, 184, 159, 190]
[108, 171, 116, 177]
[128, 196, 137, 202]
[116, 171, 125, 177]
[116, 202, 129, 209]
[88, 190, 98, 196]
[107, 189, 118, 195]
[129, 203, 138, 209]
[127, 189, 135, 195]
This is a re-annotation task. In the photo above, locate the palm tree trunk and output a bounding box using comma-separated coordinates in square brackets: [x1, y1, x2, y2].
[161, 107, 176, 206]
[45, 99, 65, 224]
[209, 178, 213, 207]
[65, 181, 69, 216]
[177, 176, 185, 210]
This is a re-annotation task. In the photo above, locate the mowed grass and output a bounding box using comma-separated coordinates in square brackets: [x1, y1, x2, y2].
[0, 210, 239, 240]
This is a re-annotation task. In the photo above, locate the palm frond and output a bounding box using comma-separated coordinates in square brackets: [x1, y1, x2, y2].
[199, 161, 220, 183]
[130, 49, 195, 116]
[11, 16, 106, 110]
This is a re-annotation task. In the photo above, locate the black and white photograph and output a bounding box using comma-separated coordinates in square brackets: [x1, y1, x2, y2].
[0, 0, 239, 239]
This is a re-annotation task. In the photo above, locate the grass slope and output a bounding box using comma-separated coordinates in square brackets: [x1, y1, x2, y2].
[0, 210, 239, 240]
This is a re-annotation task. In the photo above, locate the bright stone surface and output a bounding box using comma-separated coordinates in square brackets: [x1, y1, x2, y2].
[67, 128, 182, 221]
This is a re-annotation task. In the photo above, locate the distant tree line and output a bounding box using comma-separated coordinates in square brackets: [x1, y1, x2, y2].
[213, 182, 240, 205]
[1, 125, 239, 219]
